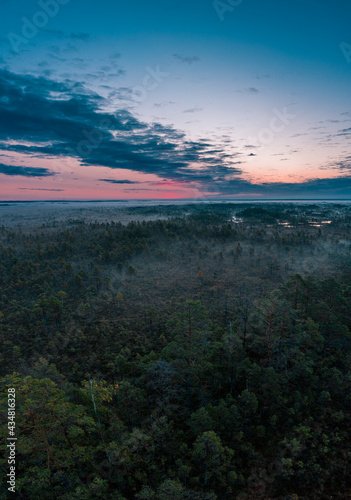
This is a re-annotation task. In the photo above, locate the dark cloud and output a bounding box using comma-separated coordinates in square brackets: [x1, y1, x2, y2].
[110, 52, 121, 60]
[18, 188, 64, 191]
[42, 29, 65, 38]
[98, 179, 139, 184]
[69, 33, 92, 42]
[108, 87, 138, 102]
[0, 163, 55, 177]
[337, 127, 351, 137]
[0, 69, 241, 186]
[236, 87, 259, 94]
[123, 188, 158, 192]
[183, 107, 203, 113]
[84, 69, 125, 82]
[43, 30, 92, 42]
[325, 156, 351, 172]
[154, 101, 175, 108]
[37, 61, 51, 68]
[173, 54, 201, 64]
[270, 177, 351, 196]
[208, 176, 351, 198]
[1, 69, 351, 198]
[254, 74, 270, 80]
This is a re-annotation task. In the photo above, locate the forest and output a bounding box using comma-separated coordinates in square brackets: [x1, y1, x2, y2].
[0, 202, 351, 499]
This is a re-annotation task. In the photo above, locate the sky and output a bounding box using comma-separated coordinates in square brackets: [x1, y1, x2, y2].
[0, 0, 350, 200]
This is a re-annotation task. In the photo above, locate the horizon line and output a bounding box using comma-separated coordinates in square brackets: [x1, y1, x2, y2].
[1, 198, 351, 204]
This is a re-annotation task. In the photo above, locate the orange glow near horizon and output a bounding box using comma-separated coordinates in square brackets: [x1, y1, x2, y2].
[0, 148, 348, 201]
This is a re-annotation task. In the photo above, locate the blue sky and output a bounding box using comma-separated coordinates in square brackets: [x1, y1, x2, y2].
[0, 0, 350, 199]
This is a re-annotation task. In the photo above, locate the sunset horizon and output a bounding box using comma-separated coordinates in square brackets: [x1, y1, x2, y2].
[1, 0, 350, 199]
[1, 3, 351, 498]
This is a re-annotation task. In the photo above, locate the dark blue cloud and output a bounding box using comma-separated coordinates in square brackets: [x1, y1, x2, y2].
[0, 163, 55, 177]
[99, 179, 139, 184]
[0, 68, 350, 198]
[211, 176, 351, 198]
[18, 188, 64, 191]
[0, 69, 241, 184]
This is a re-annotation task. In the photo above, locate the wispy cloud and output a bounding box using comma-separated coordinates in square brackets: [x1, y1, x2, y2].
[154, 101, 175, 108]
[183, 106, 203, 113]
[18, 188, 64, 191]
[173, 54, 201, 64]
[43, 30, 92, 42]
[236, 87, 260, 94]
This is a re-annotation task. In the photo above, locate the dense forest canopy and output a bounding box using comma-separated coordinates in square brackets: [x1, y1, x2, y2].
[1, 202, 351, 499]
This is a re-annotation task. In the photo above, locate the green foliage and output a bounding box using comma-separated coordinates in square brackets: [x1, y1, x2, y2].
[0, 375, 96, 498]
[0, 208, 351, 498]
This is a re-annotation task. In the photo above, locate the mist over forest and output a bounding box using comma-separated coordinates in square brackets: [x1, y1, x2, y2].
[1, 202, 351, 499]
